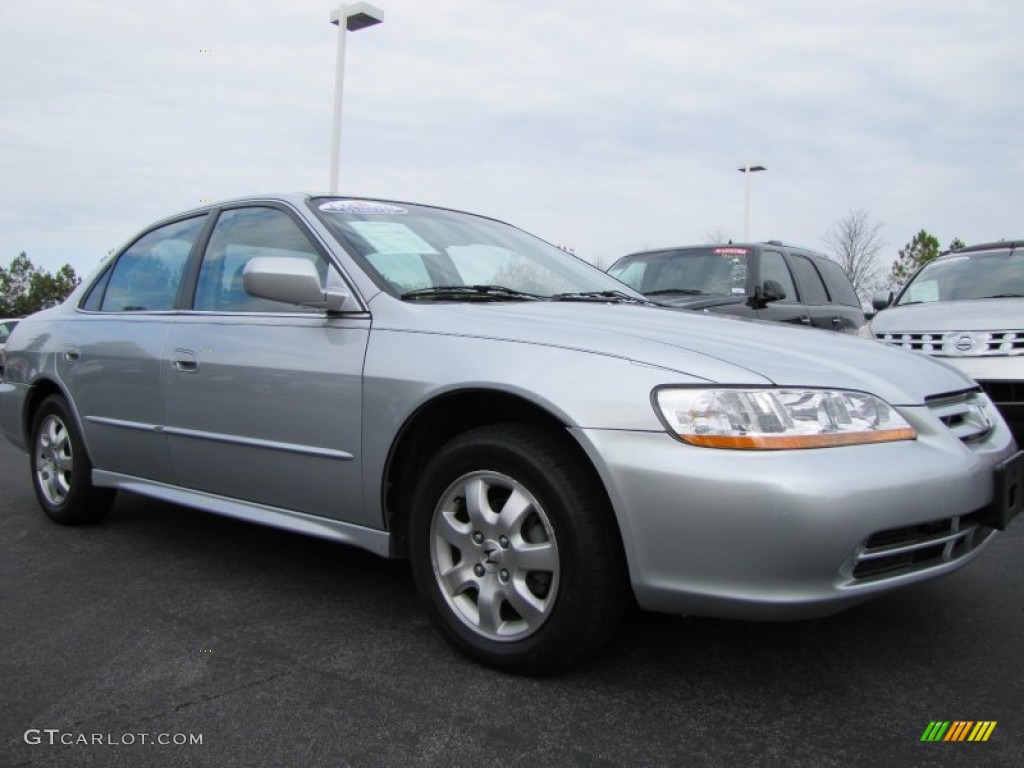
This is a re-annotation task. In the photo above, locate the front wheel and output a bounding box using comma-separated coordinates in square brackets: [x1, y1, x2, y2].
[409, 424, 627, 674]
[30, 395, 115, 525]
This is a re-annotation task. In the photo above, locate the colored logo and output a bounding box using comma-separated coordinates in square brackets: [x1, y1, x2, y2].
[920, 721, 997, 742]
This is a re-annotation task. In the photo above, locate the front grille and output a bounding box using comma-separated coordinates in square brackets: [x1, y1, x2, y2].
[878, 330, 1024, 357]
[926, 390, 994, 443]
[851, 509, 995, 581]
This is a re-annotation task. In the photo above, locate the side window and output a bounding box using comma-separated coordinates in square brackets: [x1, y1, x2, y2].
[759, 251, 798, 303]
[815, 258, 861, 307]
[786, 254, 829, 305]
[99, 216, 205, 312]
[194, 208, 328, 313]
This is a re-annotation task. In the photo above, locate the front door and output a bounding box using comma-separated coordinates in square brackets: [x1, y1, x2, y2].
[161, 205, 370, 524]
[755, 250, 812, 327]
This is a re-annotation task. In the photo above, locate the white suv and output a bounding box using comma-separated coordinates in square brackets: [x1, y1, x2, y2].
[869, 240, 1024, 443]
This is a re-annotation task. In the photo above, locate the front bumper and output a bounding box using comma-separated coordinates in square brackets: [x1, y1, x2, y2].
[573, 406, 1016, 620]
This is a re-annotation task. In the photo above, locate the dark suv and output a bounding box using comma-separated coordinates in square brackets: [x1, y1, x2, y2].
[607, 242, 866, 333]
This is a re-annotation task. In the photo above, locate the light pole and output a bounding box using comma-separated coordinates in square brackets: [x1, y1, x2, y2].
[329, 2, 384, 194]
[737, 163, 766, 241]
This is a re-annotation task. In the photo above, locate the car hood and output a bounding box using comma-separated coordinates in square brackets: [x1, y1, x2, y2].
[375, 299, 973, 405]
[871, 298, 1024, 332]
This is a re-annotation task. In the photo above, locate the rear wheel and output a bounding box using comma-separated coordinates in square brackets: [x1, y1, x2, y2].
[30, 395, 114, 525]
[409, 424, 627, 674]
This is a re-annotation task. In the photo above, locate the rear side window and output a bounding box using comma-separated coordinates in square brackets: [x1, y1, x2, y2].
[99, 216, 206, 312]
[786, 254, 829, 305]
[815, 258, 860, 307]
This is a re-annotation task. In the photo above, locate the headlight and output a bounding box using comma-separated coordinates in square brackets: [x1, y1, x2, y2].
[654, 388, 917, 449]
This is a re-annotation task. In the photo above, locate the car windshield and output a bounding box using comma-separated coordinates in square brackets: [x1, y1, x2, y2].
[608, 248, 749, 297]
[311, 198, 641, 301]
[897, 248, 1024, 305]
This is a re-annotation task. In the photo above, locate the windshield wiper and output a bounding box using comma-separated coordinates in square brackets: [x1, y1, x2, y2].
[400, 285, 543, 302]
[549, 290, 651, 305]
[979, 293, 1024, 299]
[644, 288, 704, 296]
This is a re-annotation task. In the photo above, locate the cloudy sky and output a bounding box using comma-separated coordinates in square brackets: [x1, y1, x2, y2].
[1, 0, 1022, 279]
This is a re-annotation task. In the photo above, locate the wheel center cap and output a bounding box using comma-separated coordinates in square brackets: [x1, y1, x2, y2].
[481, 540, 504, 571]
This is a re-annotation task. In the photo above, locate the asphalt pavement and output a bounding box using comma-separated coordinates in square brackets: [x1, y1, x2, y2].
[1, 437, 1022, 768]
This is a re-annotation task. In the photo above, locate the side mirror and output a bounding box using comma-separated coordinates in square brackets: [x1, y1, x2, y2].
[871, 292, 893, 312]
[761, 279, 786, 303]
[748, 281, 785, 309]
[243, 257, 351, 313]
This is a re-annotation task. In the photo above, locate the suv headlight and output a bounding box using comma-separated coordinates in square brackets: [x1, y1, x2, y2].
[654, 388, 916, 449]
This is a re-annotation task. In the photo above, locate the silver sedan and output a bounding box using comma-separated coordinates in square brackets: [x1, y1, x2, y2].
[1, 194, 1020, 673]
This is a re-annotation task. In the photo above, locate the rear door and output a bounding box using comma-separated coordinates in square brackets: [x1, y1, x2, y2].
[814, 257, 867, 333]
[60, 214, 208, 482]
[784, 252, 835, 331]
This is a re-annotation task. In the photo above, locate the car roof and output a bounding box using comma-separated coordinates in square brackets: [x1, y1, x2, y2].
[156, 193, 513, 229]
[615, 242, 830, 262]
[938, 240, 1023, 258]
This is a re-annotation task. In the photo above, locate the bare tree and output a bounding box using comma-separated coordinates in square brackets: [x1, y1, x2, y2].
[821, 209, 885, 304]
[704, 226, 733, 244]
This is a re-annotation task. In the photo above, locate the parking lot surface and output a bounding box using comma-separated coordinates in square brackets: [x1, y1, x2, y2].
[1, 438, 1021, 767]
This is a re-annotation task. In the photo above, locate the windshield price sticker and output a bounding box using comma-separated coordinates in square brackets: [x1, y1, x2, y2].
[350, 221, 438, 255]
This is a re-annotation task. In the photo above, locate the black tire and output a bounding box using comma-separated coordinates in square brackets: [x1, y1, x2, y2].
[408, 423, 628, 674]
[30, 394, 115, 525]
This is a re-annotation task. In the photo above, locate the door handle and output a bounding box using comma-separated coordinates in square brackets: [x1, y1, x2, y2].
[171, 349, 199, 373]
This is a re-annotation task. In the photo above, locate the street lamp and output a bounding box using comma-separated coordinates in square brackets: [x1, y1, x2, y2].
[329, 2, 384, 194]
[737, 162, 766, 241]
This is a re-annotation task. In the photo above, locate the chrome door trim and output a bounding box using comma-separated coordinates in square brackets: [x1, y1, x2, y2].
[84, 416, 354, 460]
